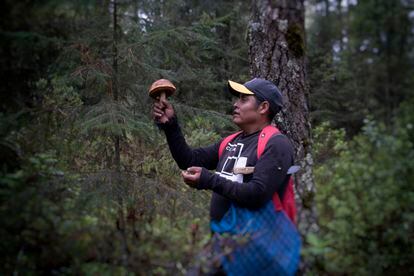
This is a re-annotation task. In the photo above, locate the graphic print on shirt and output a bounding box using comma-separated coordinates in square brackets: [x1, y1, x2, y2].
[216, 142, 246, 183]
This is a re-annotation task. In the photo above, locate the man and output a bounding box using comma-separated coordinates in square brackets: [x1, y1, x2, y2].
[152, 78, 295, 273]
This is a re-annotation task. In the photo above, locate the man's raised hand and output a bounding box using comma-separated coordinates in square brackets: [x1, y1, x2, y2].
[152, 98, 175, 124]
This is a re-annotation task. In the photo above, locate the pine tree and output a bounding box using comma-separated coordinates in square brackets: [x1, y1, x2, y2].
[308, 0, 414, 134]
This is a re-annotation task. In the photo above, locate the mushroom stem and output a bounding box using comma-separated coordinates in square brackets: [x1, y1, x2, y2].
[159, 91, 166, 103]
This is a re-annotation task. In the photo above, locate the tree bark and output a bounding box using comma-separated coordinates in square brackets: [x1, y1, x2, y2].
[112, 0, 121, 173]
[112, 0, 129, 267]
[248, 0, 318, 236]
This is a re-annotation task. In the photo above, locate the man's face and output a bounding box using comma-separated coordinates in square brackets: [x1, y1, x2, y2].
[232, 94, 260, 126]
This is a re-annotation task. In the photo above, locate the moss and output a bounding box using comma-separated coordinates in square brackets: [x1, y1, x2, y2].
[302, 190, 315, 209]
[286, 23, 305, 58]
[302, 137, 311, 147]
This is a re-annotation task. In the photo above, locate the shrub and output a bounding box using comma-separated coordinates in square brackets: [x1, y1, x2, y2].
[306, 103, 414, 275]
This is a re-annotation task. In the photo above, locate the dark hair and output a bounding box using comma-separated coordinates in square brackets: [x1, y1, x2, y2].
[255, 97, 278, 122]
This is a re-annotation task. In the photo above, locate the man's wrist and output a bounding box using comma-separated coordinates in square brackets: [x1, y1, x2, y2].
[197, 167, 212, 190]
[156, 115, 178, 130]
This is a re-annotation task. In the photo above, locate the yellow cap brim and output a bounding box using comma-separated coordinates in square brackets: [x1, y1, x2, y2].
[228, 80, 254, 96]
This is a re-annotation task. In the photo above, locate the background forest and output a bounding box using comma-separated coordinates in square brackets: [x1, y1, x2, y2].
[1, 0, 413, 275]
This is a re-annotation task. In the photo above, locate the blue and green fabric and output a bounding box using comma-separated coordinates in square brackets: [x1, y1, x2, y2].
[211, 201, 301, 276]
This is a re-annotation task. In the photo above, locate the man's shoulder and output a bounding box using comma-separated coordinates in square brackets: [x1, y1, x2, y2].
[266, 133, 294, 152]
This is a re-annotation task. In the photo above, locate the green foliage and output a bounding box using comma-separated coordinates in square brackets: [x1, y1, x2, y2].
[0, 150, 212, 274]
[308, 0, 414, 135]
[312, 121, 347, 164]
[0, 0, 250, 273]
[5, 0, 414, 274]
[306, 101, 414, 274]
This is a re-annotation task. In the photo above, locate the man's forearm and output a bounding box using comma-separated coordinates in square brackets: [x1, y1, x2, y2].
[159, 116, 220, 170]
[158, 116, 195, 170]
[197, 169, 272, 208]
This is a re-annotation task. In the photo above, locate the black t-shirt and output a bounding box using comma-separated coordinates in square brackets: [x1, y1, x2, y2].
[160, 116, 295, 221]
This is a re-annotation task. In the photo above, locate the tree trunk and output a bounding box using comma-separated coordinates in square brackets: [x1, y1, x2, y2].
[112, 0, 121, 173]
[248, 0, 318, 237]
[111, 0, 129, 268]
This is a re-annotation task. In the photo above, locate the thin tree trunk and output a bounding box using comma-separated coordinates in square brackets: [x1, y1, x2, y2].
[337, 0, 344, 51]
[112, 0, 121, 173]
[248, 0, 318, 237]
[111, 0, 129, 268]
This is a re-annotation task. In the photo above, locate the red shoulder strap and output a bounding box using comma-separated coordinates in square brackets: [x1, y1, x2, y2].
[257, 125, 280, 159]
[218, 131, 242, 158]
[220, 125, 280, 159]
[282, 177, 297, 224]
[258, 126, 297, 224]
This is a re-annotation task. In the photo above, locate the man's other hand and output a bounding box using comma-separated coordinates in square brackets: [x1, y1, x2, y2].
[182, 167, 202, 188]
[152, 98, 175, 124]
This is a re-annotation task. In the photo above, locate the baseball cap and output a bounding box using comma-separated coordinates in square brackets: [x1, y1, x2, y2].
[228, 78, 283, 114]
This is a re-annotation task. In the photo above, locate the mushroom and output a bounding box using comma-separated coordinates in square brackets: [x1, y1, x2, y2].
[148, 79, 176, 103]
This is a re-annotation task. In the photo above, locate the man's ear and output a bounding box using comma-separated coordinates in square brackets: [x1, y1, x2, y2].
[258, 101, 270, 116]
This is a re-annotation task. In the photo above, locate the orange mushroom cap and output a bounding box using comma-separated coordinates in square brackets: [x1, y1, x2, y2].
[148, 79, 176, 98]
